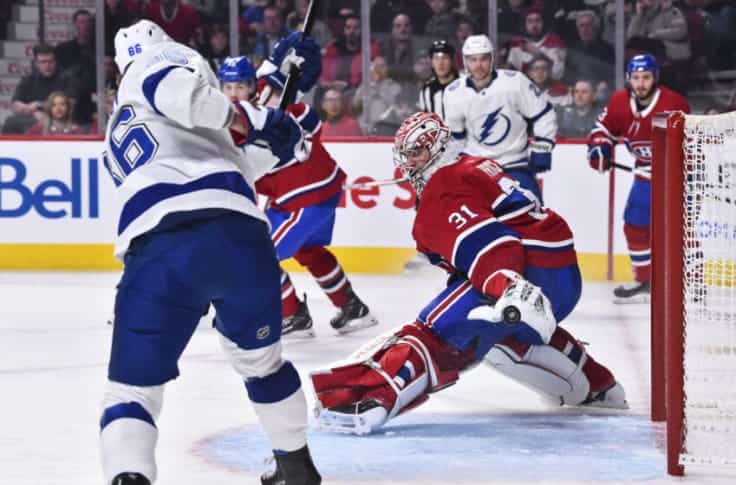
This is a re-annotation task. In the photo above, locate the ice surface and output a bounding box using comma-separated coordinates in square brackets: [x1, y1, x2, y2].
[0, 267, 733, 484]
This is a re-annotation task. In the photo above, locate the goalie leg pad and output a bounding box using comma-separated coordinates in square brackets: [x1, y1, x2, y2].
[486, 327, 626, 407]
[310, 322, 475, 434]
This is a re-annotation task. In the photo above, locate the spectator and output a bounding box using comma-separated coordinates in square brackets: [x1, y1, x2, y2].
[536, 0, 589, 44]
[144, 0, 201, 45]
[371, 0, 432, 35]
[55, 9, 96, 124]
[383, 13, 424, 86]
[203, 24, 230, 73]
[26, 92, 81, 135]
[287, 0, 331, 47]
[564, 10, 615, 86]
[424, 0, 458, 42]
[557, 79, 601, 137]
[525, 56, 572, 107]
[353, 56, 402, 134]
[321, 87, 363, 137]
[602, 0, 634, 46]
[508, 7, 568, 80]
[626, 0, 690, 63]
[418, 39, 459, 118]
[105, 0, 133, 55]
[454, 16, 476, 69]
[498, 0, 529, 44]
[372, 85, 418, 136]
[321, 14, 381, 93]
[4, 45, 74, 134]
[249, 5, 290, 61]
[702, 0, 736, 70]
[240, 0, 268, 37]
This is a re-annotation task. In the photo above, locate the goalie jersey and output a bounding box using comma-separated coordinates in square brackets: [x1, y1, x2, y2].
[443, 70, 557, 169]
[104, 41, 275, 258]
[413, 155, 577, 300]
[589, 86, 689, 180]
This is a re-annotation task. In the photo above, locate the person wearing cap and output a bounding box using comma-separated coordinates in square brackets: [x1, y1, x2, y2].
[443, 34, 558, 202]
[418, 39, 459, 119]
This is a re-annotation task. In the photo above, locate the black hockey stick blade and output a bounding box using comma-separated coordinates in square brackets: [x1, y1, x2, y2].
[278, 0, 321, 109]
[612, 162, 633, 172]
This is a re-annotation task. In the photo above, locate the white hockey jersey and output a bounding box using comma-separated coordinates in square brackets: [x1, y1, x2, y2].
[443, 69, 557, 169]
[104, 41, 276, 258]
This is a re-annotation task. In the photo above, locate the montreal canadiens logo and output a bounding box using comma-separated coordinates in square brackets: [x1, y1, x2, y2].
[475, 108, 511, 147]
[629, 141, 653, 162]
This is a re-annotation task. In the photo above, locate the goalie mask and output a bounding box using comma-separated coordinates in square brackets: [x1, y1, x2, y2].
[393, 112, 451, 195]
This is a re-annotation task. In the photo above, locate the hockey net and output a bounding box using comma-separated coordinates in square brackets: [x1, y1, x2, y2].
[651, 111, 736, 476]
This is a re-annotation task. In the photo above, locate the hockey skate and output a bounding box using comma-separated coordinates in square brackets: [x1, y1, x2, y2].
[282, 296, 315, 338]
[329, 288, 378, 334]
[613, 281, 650, 304]
[314, 399, 388, 435]
[580, 382, 629, 409]
[260, 445, 321, 485]
[111, 472, 150, 485]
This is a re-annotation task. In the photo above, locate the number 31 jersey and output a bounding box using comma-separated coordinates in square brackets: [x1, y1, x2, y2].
[413, 155, 577, 297]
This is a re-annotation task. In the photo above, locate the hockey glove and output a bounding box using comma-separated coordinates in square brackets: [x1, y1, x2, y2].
[588, 138, 613, 172]
[254, 108, 311, 165]
[529, 138, 554, 173]
[468, 276, 556, 345]
[256, 33, 322, 94]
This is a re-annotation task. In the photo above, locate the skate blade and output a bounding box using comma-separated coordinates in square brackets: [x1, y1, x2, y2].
[334, 314, 379, 335]
[314, 406, 385, 435]
[613, 294, 650, 305]
[282, 327, 316, 339]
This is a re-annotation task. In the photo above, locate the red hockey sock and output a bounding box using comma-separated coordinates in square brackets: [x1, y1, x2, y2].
[624, 223, 650, 283]
[294, 246, 351, 307]
[550, 327, 615, 393]
[280, 269, 300, 319]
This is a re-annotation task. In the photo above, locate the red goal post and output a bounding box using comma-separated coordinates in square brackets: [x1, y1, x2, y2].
[651, 111, 736, 476]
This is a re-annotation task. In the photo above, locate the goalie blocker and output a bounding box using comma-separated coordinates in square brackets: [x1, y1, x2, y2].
[311, 273, 627, 435]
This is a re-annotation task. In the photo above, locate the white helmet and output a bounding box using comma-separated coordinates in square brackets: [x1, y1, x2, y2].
[462, 34, 494, 59]
[114, 20, 171, 73]
[393, 112, 451, 195]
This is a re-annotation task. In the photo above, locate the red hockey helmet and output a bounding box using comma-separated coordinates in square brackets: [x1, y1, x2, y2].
[393, 112, 450, 194]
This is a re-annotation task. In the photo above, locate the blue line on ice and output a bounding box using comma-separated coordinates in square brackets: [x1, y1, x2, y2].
[201, 413, 663, 481]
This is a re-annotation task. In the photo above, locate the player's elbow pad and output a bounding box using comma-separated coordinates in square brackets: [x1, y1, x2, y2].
[153, 68, 231, 130]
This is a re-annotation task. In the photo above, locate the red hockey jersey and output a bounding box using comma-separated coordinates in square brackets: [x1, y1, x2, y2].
[255, 102, 346, 211]
[589, 86, 689, 180]
[413, 155, 577, 298]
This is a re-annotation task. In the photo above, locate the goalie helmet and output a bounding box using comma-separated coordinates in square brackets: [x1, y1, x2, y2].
[393, 112, 451, 195]
[114, 20, 171, 73]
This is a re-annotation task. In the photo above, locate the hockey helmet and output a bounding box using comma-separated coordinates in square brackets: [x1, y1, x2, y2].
[393, 112, 451, 195]
[462, 34, 494, 59]
[429, 39, 455, 57]
[626, 54, 658, 81]
[114, 20, 171, 73]
[218, 56, 256, 83]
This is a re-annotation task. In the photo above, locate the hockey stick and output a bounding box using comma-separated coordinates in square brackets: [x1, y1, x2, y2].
[278, 0, 321, 109]
[612, 162, 633, 172]
[344, 177, 409, 190]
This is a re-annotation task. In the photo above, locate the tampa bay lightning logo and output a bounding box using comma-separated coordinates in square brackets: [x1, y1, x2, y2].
[477, 107, 511, 147]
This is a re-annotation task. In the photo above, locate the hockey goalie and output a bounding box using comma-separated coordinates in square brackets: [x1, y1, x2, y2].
[310, 112, 627, 435]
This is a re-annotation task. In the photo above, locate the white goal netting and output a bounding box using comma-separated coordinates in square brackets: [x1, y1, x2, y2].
[680, 112, 736, 467]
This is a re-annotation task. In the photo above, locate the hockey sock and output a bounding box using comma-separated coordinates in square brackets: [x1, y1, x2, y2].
[550, 327, 615, 393]
[294, 246, 350, 307]
[245, 361, 308, 452]
[624, 223, 650, 283]
[280, 269, 301, 318]
[100, 382, 162, 483]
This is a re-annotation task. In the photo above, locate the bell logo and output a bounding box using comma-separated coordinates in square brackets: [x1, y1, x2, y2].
[0, 157, 100, 219]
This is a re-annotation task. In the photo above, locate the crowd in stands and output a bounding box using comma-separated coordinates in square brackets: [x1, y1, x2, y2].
[2, 0, 736, 137]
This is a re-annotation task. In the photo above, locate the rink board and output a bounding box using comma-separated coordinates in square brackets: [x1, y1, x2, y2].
[0, 138, 635, 279]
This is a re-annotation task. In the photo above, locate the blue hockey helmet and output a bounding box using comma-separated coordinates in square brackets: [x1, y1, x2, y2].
[218, 56, 256, 83]
[626, 54, 658, 81]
